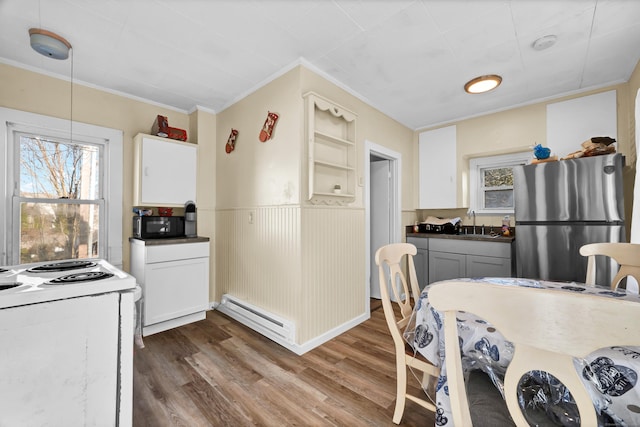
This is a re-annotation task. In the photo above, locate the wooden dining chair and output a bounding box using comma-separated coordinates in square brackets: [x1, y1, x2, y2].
[428, 280, 640, 427]
[374, 243, 439, 424]
[579, 242, 640, 290]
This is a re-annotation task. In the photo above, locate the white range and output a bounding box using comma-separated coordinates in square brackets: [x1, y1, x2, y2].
[0, 258, 137, 426]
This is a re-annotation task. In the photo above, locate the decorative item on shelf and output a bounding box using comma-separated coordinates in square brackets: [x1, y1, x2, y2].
[133, 208, 153, 216]
[151, 115, 188, 141]
[531, 144, 558, 164]
[259, 111, 279, 142]
[225, 128, 239, 153]
[157, 207, 173, 216]
[533, 144, 551, 160]
[562, 136, 617, 160]
[333, 184, 342, 194]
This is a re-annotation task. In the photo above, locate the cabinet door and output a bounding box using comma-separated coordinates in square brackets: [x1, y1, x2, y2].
[419, 125, 457, 208]
[467, 255, 511, 278]
[414, 248, 429, 291]
[429, 251, 466, 283]
[135, 135, 197, 206]
[143, 257, 209, 326]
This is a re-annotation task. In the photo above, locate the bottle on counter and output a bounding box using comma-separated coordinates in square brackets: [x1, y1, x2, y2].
[502, 215, 511, 236]
[413, 221, 419, 233]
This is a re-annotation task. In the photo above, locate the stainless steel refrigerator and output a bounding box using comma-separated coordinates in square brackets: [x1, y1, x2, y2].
[513, 153, 625, 286]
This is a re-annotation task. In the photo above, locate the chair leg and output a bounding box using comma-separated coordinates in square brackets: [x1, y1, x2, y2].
[393, 358, 407, 424]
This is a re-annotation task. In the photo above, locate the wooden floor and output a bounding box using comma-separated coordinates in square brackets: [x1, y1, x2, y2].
[133, 300, 436, 426]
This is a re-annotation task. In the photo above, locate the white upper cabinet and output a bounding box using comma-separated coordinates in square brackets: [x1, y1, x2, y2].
[419, 125, 457, 209]
[304, 92, 357, 205]
[547, 90, 617, 159]
[133, 133, 197, 206]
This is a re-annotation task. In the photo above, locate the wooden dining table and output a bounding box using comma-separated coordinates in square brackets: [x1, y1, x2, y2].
[404, 277, 640, 427]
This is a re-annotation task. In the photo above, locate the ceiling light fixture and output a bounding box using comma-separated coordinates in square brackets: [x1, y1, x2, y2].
[464, 75, 502, 94]
[29, 28, 72, 60]
[532, 35, 557, 51]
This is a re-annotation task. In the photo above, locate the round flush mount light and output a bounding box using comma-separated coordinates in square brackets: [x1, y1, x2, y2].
[29, 28, 72, 60]
[532, 34, 557, 51]
[464, 74, 502, 94]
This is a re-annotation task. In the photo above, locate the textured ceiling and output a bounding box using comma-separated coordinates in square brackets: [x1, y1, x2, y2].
[1, 0, 639, 130]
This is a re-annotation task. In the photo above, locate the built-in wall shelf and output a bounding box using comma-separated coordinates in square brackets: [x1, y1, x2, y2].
[304, 92, 357, 206]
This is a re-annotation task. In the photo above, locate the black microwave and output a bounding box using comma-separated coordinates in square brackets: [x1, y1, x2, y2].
[133, 216, 185, 239]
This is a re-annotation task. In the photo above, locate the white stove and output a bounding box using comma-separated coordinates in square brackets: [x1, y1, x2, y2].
[0, 258, 137, 309]
[0, 258, 136, 426]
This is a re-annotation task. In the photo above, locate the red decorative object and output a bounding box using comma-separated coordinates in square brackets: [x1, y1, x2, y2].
[157, 207, 173, 216]
[151, 115, 188, 141]
[151, 115, 169, 137]
[259, 111, 279, 142]
[225, 128, 239, 153]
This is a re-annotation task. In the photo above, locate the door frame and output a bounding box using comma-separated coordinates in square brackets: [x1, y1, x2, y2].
[364, 140, 402, 312]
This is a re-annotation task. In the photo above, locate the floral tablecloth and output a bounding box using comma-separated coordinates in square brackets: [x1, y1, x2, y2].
[404, 277, 640, 427]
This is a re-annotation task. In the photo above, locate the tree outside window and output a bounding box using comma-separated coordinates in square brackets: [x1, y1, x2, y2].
[17, 134, 103, 263]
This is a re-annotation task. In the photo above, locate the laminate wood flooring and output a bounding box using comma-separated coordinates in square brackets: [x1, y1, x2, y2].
[133, 300, 436, 427]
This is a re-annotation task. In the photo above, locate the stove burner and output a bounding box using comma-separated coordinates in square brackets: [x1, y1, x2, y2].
[48, 271, 114, 284]
[0, 282, 21, 290]
[28, 260, 97, 273]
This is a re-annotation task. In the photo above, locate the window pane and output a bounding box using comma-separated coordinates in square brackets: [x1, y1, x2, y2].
[483, 167, 513, 187]
[19, 135, 100, 199]
[20, 202, 100, 263]
[484, 189, 514, 209]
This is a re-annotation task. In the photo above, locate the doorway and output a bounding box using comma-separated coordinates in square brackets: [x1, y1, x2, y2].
[365, 141, 401, 309]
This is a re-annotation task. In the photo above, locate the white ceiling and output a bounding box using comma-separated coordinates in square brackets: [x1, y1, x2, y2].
[1, 0, 639, 130]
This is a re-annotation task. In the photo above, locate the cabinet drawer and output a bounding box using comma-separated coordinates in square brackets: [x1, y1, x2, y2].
[429, 238, 511, 258]
[146, 242, 209, 263]
[407, 237, 428, 250]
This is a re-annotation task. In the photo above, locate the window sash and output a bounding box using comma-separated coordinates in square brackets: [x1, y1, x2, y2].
[469, 152, 530, 215]
[13, 197, 106, 263]
[11, 130, 107, 263]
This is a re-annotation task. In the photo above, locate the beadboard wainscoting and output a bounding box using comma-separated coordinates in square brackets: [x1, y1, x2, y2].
[215, 205, 366, 354]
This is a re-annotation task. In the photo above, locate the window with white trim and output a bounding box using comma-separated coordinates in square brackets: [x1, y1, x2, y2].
[1, 108, 123, 266]
[469, 152, 531, 215]
[14, 132, 105, 263]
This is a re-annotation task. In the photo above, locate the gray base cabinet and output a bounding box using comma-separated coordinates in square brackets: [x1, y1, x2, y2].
[429, 251, 466, 283]
[408, 235, 515, 285]
[407, 237, 429, 292]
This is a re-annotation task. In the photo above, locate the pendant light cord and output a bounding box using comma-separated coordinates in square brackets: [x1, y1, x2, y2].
[69, 47, 73, 145]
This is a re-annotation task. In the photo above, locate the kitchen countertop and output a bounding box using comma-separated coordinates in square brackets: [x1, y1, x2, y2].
[129, 236, 210, 245]
[406, 232, 515, 243]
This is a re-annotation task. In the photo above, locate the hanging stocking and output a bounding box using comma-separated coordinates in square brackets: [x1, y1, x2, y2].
[225, 128, 239, 153]
[259, 111, 279, 142]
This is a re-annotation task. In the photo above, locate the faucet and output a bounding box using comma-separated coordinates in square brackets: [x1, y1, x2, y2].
[472, 210, 476, 234]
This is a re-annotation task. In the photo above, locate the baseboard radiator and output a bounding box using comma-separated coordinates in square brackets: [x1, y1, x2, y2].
[217, 294, 296, 345]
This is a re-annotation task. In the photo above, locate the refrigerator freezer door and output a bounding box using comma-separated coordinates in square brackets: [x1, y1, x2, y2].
[513, 154, 624, 222]
[516, 223, 625, 285]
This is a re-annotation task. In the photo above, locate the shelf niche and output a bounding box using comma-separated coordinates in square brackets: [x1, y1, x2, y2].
[304, 92, 357, 205]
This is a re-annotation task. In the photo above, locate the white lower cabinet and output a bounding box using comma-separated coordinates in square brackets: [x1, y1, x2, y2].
[130, 239, 210, 336]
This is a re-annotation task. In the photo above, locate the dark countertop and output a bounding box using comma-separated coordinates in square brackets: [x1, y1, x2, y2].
[406, 232, 515, 243]
[129, 236, 210, 245]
